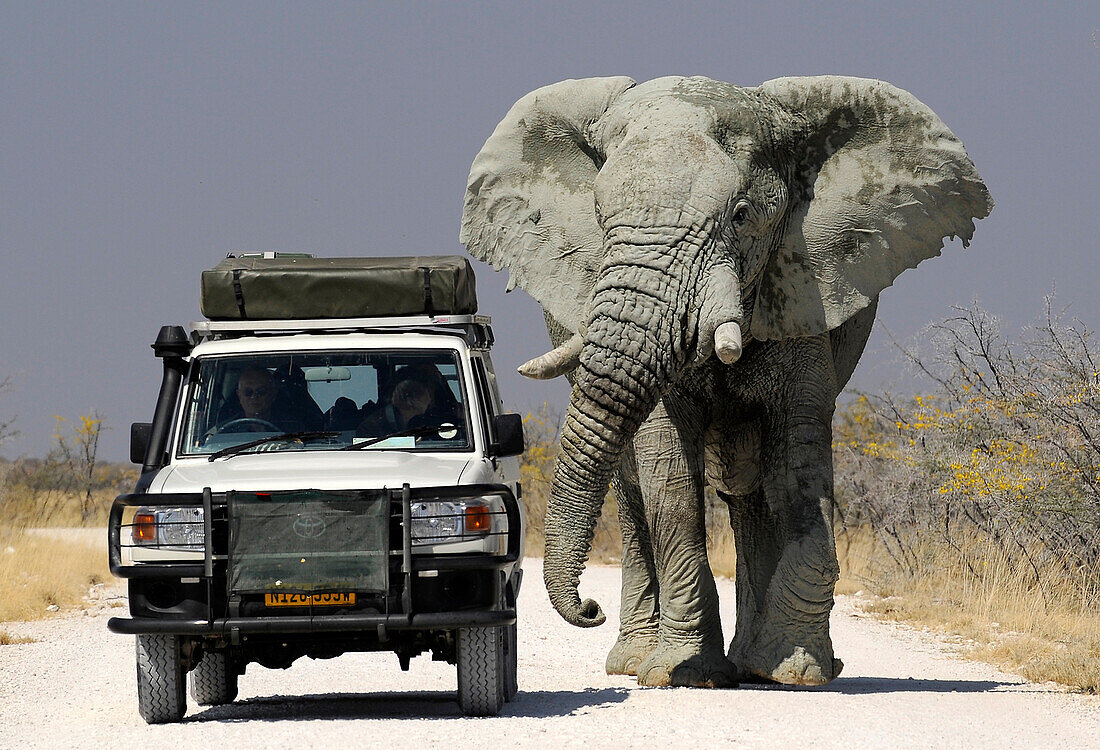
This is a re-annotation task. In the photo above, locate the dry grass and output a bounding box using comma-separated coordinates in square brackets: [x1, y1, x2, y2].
[837, 527, 1100, 693]
[0, 485, 120, 528]
[0, 630, 35, 645]
[0, 527, 111, 622]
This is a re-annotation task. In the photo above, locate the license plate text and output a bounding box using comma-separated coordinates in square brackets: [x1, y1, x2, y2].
[264, 592, 356, 607]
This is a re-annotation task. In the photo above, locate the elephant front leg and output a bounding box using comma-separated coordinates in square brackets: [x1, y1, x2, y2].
[604, 455, 659, 676]
[726, 405, 843, 685]
[632, 399, 736, 688]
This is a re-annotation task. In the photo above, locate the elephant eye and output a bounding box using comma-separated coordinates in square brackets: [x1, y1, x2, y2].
[731, 202, 751, 228]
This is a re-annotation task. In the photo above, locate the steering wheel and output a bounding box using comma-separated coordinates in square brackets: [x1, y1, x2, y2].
[213, 417, 282, 433]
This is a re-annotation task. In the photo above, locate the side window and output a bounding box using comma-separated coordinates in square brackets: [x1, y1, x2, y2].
[471, 356, 495, 444]
[480, 354, 504, 414]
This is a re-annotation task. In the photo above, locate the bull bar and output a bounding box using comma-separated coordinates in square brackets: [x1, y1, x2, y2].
[106, 483, 520, 636]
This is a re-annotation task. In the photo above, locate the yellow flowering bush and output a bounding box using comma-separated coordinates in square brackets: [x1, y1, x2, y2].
[834, 300, 1100, 602]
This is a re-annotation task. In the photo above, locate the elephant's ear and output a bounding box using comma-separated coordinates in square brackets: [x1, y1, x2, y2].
[750, 76, 993, 340]
[460, 77, 636, 332]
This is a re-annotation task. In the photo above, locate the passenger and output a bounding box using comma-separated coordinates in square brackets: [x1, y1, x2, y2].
[357, 367, 456, 438]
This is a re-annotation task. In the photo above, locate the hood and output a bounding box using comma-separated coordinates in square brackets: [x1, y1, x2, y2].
[153, 451, 480, 494]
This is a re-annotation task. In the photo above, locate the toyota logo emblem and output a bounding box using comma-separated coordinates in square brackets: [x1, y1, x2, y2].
[292, 513, 327, 538]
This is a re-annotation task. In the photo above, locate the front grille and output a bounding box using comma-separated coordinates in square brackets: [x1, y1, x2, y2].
[228, 490, 390, 594]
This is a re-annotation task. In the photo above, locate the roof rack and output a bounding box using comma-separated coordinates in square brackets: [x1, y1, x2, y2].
[189, 315, 495, 349]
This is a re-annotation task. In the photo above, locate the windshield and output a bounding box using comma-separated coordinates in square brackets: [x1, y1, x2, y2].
[178, 350, 472, 457]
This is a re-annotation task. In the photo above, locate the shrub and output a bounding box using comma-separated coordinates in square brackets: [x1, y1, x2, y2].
[834, 298, 1099, 605]
[832, 299, 1100, 691]
[0, 413, 134, 528]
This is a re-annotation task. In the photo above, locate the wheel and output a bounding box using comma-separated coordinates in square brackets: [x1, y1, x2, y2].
[457, 627, 505, 716]
[190, 649, 238, 706]
[135, 634, 186, 724]
[503, 621, 518, 702]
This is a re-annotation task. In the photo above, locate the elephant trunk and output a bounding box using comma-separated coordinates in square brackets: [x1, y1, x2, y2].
[543, 312, 673, 626]
[542, 229, 735, 626]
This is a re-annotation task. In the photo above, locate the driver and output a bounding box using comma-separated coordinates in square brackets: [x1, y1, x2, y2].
[218, 368, 295, 432]
[236, 368, 278, 423]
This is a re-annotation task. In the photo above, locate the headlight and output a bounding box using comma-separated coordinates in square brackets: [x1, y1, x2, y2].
[410, 499, 493, 545]
[132, 507, 205, 551]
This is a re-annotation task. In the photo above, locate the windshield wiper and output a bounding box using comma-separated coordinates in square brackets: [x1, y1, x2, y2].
[208, 431, 339, 461]
[339, 424, 449, 451]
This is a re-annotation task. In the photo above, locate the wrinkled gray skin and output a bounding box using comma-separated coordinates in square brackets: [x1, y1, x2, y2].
[461, 76, 992, 687]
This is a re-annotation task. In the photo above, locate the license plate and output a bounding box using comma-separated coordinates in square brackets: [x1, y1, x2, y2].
[264, 592, 356, 607]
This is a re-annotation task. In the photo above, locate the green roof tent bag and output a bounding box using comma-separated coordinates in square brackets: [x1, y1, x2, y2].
[200, 255, 478, 320]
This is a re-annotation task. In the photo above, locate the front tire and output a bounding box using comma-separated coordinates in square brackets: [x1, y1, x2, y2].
[190, 649, 239, 706]
[135, 634, 186, 724]
[457, 627, 505, 716]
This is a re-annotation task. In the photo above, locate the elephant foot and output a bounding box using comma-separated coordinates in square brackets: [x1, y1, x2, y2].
[636, 644, 738, 688]
[734, 645, 843, 686]
[605, 631, 658, 676]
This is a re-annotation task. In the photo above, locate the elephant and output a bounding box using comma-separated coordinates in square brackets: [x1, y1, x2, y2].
[460, 76, 992, 687]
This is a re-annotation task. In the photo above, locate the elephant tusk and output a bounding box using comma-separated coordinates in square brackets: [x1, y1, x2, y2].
[714, 321, 743, 364]
[518, 333, 583, 380]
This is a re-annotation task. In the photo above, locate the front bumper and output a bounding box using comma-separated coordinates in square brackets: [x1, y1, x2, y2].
[107, 609, 515, 635]
[106, 483, 520, 636]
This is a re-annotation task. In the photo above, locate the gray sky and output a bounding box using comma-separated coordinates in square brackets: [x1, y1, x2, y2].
[1, 2, 1097, 462]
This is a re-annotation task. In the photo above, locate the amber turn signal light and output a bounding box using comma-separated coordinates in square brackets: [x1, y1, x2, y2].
[464, 504, 491, 533]
[133, 513, 156, 542]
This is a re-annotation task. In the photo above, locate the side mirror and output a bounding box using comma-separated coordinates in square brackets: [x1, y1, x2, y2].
[490, 413, 525, 458]
[130, 422, 152, 464]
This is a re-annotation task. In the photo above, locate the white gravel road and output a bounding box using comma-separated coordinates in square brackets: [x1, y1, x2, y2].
[1, 559, 1096, 749]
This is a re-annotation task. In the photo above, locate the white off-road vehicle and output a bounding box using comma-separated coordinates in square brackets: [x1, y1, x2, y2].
[108, 255, 525, 722]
